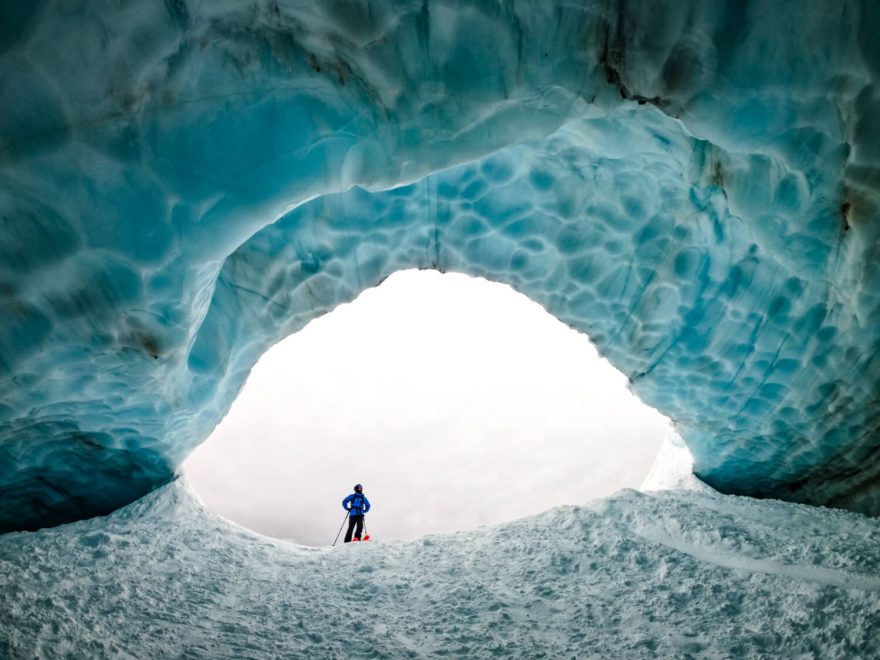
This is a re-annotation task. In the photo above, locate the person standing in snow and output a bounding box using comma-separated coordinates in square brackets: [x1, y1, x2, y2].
[342, 484, 370, 542]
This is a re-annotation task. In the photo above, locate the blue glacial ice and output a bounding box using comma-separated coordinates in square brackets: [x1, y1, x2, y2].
[2, 0, 880, 531]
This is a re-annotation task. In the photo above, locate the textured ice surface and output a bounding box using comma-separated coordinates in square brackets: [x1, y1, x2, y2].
[1, 479, 879, 657]
[2, 0, 880, 530]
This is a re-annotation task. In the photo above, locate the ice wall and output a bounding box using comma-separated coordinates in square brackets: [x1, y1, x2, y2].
[1, 0, 879, 531]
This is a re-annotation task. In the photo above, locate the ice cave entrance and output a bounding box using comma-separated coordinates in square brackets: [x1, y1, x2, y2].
[184, 270, 670, 545]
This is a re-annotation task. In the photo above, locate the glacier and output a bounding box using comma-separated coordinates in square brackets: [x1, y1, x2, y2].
[2, 0, 880, 534]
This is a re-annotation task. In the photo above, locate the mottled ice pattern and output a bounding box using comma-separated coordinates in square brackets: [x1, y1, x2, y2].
[2, 0, 880, 531]
[1, 480, 879, 657]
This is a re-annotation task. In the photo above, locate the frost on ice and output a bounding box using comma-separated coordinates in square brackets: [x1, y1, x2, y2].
[2, 0, 880, 531]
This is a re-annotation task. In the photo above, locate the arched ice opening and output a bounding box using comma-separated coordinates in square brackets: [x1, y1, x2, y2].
[183, 269, 671, 544]
[2, 0, 879, 533]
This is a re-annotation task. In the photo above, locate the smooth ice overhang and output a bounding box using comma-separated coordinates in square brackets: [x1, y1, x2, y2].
[1, 0, 879, 532]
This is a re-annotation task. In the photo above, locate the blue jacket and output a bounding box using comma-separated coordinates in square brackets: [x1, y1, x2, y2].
[342, 492, 370, 517]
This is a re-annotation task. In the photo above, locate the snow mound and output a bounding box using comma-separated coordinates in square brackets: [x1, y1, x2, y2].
[641, 428, 714, 493]
[1, 481, 878, 658]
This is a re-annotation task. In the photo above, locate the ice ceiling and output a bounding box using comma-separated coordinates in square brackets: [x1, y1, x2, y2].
[1, 0, 879, 532]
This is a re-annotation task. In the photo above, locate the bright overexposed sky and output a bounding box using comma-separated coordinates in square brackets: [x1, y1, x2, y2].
[183, 269, 669, 545]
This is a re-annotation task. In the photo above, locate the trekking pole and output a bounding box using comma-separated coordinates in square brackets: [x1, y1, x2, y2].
[332, 512, 348, 547]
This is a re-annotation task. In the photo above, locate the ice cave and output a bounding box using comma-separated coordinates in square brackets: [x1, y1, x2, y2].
[2, 0, 879, 532]
[2, 0, 880, 656]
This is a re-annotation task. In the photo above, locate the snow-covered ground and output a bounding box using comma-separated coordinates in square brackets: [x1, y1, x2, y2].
[2, 458, 879, 658]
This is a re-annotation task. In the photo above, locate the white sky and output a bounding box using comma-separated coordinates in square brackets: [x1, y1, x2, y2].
[183, 270, 669, 546]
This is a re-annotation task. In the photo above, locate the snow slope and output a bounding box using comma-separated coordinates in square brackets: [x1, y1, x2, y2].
[2, 478, 878, 658]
